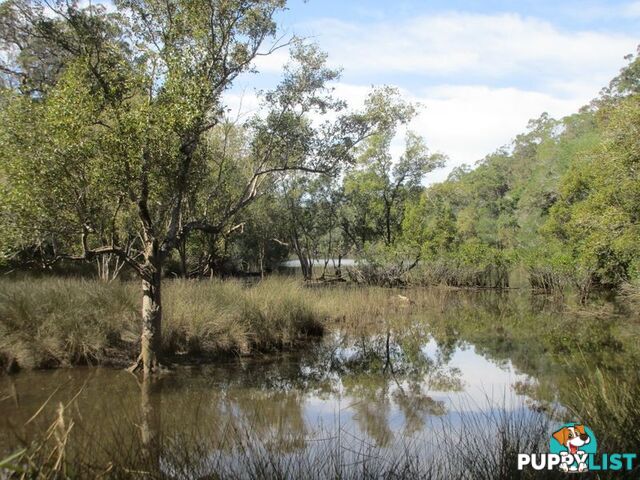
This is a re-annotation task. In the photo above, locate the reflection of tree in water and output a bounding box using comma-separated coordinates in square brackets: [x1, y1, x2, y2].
[393, 383, 446, 436]
[154, 385, 308, 456]
[151, 325, 464, 453]
[424, 289, 635, 423]
[343, 375, 394, 447]
[131, 374, 309, 477]
[298, 324, 462, 446]
[125, 290, 637, 472]
[0, 312, 467, 473]
[219, 389, 308, 452]
[139, 375, 162, 475]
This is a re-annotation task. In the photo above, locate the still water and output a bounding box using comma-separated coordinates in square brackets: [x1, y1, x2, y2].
[0, 289, 631, 476]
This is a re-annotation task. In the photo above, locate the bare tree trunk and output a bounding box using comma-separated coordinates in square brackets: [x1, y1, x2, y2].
[259, 244, 265, 279]
[96, 252, 126, 282]
[320, 258, 329, 280]
[299, 252, 313, 280]
[178, 236, 188, 278]
[290, 233, 313, 280]
[141, 257, 162, 376]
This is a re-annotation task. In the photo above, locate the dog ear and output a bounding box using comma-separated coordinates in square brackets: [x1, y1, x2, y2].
[553, 427, 569, 446]
[575, 425, 586, 435]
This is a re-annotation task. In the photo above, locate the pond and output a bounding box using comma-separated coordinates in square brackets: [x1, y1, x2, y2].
[0, 289, 636, 478]
[279, 258, 356, 268]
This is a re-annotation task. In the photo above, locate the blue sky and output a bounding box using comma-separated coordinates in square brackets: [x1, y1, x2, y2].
[226, 0, 639, 182]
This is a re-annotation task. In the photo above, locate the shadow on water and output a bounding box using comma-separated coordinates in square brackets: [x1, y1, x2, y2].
[1, 288, 639, 478]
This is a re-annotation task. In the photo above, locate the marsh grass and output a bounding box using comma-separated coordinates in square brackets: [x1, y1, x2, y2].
[569, 367, 640, 454]
[0, 277, 472, 372]
[2, 394, 562, 480]
[163, 278, 325, 357]
[2, 275, 628, 372]
[0, 279, 139, 370]
[408, 260, 511, 289]
[0, 277, 326, 371]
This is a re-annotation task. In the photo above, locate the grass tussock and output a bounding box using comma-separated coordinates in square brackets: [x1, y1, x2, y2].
[0, 277, 326, 371]
[163, 278, 325, 356]
[0, 279, 139, 370]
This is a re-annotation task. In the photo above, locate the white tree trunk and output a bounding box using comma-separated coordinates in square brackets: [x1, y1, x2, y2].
[141, 265, 162, 375]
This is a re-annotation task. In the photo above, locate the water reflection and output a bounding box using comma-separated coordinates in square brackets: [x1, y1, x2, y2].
[2, 289, 630, 476]
[139, 375, 162, 474]
[0, 330, 524, 467]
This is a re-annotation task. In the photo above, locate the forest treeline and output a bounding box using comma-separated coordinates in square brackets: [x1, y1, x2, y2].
[0, 1, 639, 370]
[401, 49, 640, 298]
[0, 2, 639, 299]
[227, 47, 640, 298]
[111, 46, 640, 300]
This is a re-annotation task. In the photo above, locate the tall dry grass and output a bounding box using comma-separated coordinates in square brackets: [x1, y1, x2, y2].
[0, 279, 139, 369]
[0, 277, 326, 371]
[163, 278, 325, 356]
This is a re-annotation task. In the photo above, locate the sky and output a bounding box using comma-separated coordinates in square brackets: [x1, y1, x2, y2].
[226, 0, 640, 183]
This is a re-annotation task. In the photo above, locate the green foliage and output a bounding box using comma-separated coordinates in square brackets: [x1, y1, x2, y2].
[1, 0, 639, 307]
[398, 49, 640, 295]
[343, 129, 445, 250]
[546, 93, 640, 293]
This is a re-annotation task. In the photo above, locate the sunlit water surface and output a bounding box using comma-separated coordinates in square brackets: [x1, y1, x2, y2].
[2, 289, 626, 475]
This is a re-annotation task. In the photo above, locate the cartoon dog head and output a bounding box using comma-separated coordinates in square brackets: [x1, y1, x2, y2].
[553, 424, 590, 454]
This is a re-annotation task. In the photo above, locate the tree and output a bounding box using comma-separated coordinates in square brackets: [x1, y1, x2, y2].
[278, 173, 341, 281]
[231, 192, 288, 278]
[342, 129, 445, 251]
[1, 0, 295, 375]
[1, 1, 415, 375]
[545, 92, 640, 297]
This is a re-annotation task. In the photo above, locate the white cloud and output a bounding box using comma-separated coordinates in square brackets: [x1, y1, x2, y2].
[223, 89, 262, 122]
[252, 47, 290, 74]
[326, 82, 592, 184]
[297, 13, 636, 92]
[284, 11, 637, 181]
[223, 81, 599, 185]
[409, 85, 590, 183]
[226, 10, 637, 183]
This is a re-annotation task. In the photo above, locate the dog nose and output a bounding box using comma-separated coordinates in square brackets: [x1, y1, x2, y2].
[580, 434, 589, 441]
